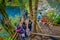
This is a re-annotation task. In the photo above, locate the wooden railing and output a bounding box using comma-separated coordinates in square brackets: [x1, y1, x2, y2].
[30, 21, 60, 40]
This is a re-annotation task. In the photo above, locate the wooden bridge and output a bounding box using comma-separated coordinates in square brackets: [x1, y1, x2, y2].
[12, 21, 60, 40]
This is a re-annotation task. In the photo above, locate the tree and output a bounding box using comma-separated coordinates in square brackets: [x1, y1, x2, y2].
[29, 0, 33, 19]
[18, 0, 26, 16]
[0, 0, 18, 39]
[33, 0, 38, 32]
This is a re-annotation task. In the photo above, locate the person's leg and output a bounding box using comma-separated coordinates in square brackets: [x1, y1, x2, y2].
[25, 32, 28, 38]
[21, 34, 25, 40]
[22, 37, 25, 40]
[30, 26, 32, 31]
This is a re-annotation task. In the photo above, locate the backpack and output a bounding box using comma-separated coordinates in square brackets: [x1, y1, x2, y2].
[20, 28, 25, 34]
[15, 24, 21, 33]
[20, 28, 25, 37]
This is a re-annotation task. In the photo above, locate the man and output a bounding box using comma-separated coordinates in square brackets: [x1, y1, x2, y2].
[28, 19, 32, 31]
[37, 12, 42, 22]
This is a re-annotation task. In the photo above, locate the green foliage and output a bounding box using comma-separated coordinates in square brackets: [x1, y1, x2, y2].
[6, 0, 20, 6]
[0, 15, 20, 40]
[46, 10, 60, 24]
[9, 15, 20, 27]
[53, 13, 60, 24]
[0, 23, 11, 40]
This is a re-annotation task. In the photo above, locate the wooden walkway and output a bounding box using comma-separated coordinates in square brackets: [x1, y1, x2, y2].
[30, 22, 60, 40]
[12, 21, 60, 40]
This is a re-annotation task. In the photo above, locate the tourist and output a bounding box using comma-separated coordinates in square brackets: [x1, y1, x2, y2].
[37, 12, 42, 22]
[22, 22, 26, 30]
[40, 15, 46, 25]
[28, 19, 32, 31]
[25, 19, 30, 37]
[25, 10, 28, 18]
[22, 22, 28, 38]
[20, 27, 26, 40]
[39, 14, 47, 25]
[15, 21, 26, 40]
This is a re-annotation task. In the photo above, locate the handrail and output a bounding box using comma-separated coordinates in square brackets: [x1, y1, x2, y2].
[36, 22, 44, 33]
[12, 32, 18, 40]
[31, 32, 60, 38]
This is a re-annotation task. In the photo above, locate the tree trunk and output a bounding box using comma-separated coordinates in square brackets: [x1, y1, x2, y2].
[30, 0, 38, 39]
[33, 0, 38, 32]
[29, 0, 33, 19]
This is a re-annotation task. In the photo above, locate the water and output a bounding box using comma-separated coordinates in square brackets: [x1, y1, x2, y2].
[0, 6, 21, 18]
[0, 6, 21, 40]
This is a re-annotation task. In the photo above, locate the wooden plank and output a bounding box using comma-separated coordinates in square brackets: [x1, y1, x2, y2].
[31, 33, 60, 38]
[37, 22, 44, 33]
[12, 32, 18, 40]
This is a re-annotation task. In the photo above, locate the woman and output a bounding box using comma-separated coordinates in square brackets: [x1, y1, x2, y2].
[15, 21, 26, 40]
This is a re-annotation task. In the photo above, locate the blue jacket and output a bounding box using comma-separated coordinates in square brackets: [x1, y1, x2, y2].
[37, 13, 42, 19]
[22, 24, 26, 30]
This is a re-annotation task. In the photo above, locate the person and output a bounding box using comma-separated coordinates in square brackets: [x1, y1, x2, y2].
[37, 12, 42, 22]
[22, 22, 26, 31]
[15, 22, 26, 40]
[15, 21, 22, 33]
[23, 10, 28, 20]
[40, 14, 48, 25]
[49, 36, 58, 40]
[15, 24, 21, 33]
[22, 22, 28, 38]
[20, 27, 26, 40]
[25, 19, 30, 36]
[24, 10, 28, 19]
[40, 16, 46, 25]
[28, 19, 32, 31]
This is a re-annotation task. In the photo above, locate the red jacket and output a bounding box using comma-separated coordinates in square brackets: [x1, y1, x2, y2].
[41, 18, 45, 22]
